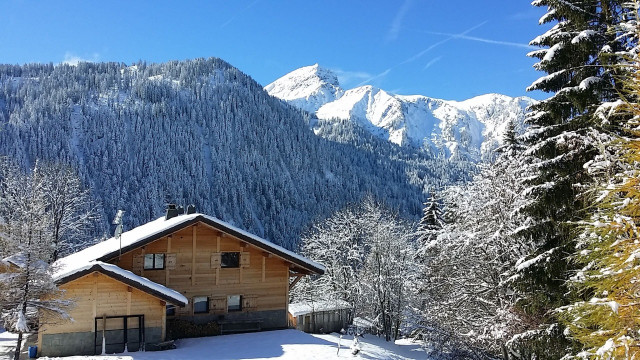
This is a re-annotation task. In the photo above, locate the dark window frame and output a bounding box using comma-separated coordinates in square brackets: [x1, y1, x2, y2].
[143, 253, 165, 270]
[193, 296, 209, 314]
[221, 252, 240, 268]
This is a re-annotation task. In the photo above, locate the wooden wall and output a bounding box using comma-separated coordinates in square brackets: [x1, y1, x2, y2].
[38, 272, 165, 343]
[111, 223, 290, 317]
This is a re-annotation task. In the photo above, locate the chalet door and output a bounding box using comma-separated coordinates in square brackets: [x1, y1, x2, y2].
[94, 315, 145, 355]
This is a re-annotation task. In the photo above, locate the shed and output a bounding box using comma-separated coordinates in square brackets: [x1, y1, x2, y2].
[288, 300, 351, 333]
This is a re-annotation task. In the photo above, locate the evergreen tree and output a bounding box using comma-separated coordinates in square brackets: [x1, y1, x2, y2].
[510, 0, 638, 357]
[559, 6, 640, 356]
[418, 192, 444, 248]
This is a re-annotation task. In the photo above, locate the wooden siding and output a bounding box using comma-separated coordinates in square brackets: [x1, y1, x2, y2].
[110, 222, 290, 317]
[38, 272, 165, 344]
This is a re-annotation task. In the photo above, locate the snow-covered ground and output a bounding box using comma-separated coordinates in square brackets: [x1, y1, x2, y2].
[0, 329, 427, 360]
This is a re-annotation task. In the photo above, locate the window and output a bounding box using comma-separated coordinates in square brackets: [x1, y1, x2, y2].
[221, 252, 240, 268]
[193, 296, 209, 314]
[228, 295, 242, 312]
[166, 305, 175, 316]
[143, 253, 165, 270]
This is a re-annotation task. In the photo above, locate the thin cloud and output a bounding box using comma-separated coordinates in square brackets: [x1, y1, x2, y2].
[63, 52, 100, 66]
[356, 68, 391, 87]
[386, 0, 413, 42]
[331, 68, 373, 86]
[423, 56, 442, 70]
[401, 21, 487, 65]
[221, 0, 261, 28]
[423, 31, 535, 49]
[358, 21, 487, 88]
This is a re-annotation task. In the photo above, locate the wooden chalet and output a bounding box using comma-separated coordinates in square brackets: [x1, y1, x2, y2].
[37, 207, 325, 357]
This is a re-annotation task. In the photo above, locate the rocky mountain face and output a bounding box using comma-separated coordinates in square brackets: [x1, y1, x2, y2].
[266, 65, 534, 162]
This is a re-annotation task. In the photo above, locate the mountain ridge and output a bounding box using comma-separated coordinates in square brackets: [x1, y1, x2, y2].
[266, 65, 534, 161]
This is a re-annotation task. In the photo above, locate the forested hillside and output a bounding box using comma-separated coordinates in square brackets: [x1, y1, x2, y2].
[0, 59, 472, 248]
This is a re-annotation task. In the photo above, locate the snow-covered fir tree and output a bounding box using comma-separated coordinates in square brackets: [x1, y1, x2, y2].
[418, 192, 444, 250]
[509, 0, 639, 357]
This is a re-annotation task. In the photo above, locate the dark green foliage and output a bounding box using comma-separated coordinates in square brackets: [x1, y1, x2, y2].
[511, 0, 637, 356]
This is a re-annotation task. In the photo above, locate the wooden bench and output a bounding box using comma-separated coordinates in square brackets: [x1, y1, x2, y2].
[218, 319, 263, 334]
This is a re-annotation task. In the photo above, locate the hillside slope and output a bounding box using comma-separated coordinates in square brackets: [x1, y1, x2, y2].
[0, 59, 470, 248]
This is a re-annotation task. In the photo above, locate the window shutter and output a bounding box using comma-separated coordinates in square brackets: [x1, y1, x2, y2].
[210, 297, 226, 313]
[240, 252, 250, 268]
[166, 253, 177, 270]
[242, 296, 257, 311]
[210, 252, 221, 268]
[132, 255, 143, 273]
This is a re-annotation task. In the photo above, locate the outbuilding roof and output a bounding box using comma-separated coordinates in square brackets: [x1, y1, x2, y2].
[288, 300, 351, 317]
[53, 261, 188, 307]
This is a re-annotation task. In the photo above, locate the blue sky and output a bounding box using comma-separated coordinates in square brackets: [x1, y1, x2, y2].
[1, 1, 549, 101]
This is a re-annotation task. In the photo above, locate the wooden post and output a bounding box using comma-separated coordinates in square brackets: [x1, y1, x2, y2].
[126, 286, 132, 315]
[192, 226, 197, 286]
[160, 301, 167, 341]
[262, 256, 266, 283]
[166, 235, 172, 285]
[92, 273, 98, 319]
[216, 233, 221, 285]
[140, 247, 145, 277]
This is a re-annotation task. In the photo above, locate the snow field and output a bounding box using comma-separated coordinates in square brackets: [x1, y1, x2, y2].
[1, 329, 426, 360]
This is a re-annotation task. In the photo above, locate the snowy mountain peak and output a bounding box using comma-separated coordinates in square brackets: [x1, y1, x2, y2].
[264, 64, 344, 113]
[266, 65, 535, 162]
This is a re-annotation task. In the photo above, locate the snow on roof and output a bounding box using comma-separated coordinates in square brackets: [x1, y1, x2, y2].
[2, 253, 48, 270]
[56, 213, 325, 275]
[288, 300, 351, 317]
[53, 261, 188, 306]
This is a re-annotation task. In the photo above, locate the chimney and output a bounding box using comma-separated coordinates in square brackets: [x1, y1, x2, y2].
[186, 204, 196, 214]
[177, 205, 185, 215]
[165, 204, 179, 220]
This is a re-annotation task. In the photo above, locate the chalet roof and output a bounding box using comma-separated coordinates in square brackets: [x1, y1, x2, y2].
[56, 213, 325, 275]
[53, 261, 188, 307]
[288, 300, 351, 317]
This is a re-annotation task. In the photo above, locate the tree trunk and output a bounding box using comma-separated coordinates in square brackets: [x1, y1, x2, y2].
[14, 331, 23, 360]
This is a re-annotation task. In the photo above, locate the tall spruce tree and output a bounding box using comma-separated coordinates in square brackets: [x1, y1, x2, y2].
[509, 0, 638, 357]
[418, 192, 444, 248]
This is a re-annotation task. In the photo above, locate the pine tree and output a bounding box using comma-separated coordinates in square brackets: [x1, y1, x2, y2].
[418, 192, 444, 248]
[510, 0, 638, 357]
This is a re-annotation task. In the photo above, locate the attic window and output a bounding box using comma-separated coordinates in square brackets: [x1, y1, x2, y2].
[221, 252, 240, 268]
[144, 253, 165, 270]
